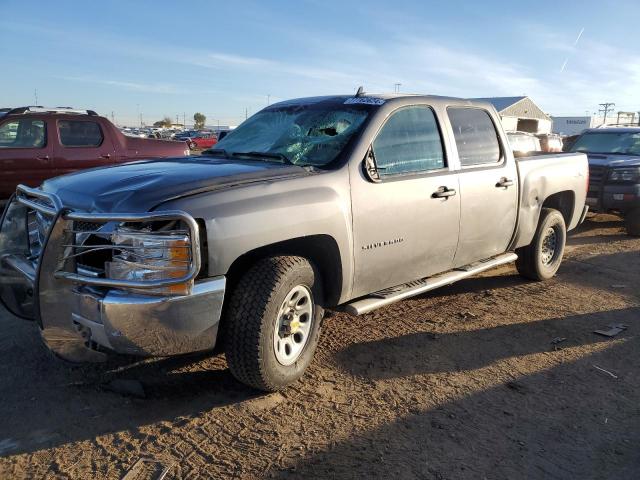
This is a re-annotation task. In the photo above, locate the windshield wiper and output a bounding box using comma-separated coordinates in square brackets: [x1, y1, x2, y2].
[231, 151, 294, 165]
[201, 148, 229, 158]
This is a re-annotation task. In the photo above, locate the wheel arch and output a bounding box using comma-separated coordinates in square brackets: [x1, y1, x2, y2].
[513, 189, 576, 249]
[224, 234, 343, 308]
[541, 190, 575, 226]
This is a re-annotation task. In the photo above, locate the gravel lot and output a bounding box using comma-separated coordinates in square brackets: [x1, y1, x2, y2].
[1, 213, 639, 479]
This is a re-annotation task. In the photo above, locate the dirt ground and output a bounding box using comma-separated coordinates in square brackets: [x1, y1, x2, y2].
[0, 213, 638, 479]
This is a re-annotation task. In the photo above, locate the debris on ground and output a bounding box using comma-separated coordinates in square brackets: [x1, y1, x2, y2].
[610, 284, 628, 289]
[594, 324, 628, 337]
[458, 311, 477, 319]
[121, 458, 172, 480]
[593, 364, 619, 379]
[103, 379, 146, 398]
[551, 337, 567, 350]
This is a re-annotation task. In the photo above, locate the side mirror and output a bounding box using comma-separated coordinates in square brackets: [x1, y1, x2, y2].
[363, 147, 381, 183]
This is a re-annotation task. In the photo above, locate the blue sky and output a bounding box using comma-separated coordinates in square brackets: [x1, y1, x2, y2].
[1, 0, 639, 126]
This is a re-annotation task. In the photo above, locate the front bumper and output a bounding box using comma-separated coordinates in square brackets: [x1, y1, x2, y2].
[0, 187, 225, 361]
[71, 278, 225, 356]
[587, 166, 640, 213]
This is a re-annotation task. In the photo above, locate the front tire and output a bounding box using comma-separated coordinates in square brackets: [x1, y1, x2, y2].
[516, 208, 566, 281]
[224, 256, 324, 391]
[624, 209, 640, 236]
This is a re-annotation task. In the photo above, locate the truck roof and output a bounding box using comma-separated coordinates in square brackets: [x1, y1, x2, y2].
[584, 127, 640, 133]
[269, 93, 494, 110]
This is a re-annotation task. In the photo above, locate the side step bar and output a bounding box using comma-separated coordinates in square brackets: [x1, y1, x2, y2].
[344, 252, 518, 315]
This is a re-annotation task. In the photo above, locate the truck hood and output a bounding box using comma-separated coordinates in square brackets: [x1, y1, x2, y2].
[41, 156, 309, 213]
[587, 153, 640, 167]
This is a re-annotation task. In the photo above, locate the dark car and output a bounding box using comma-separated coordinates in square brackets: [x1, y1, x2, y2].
[0, 107, 190, 199]
[569, 127, 640, 235]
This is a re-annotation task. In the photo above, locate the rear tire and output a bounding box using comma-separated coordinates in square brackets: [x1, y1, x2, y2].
[224, 256, 324, 392]
[516, 208, 566, 281]
[624, 209, 640, 236]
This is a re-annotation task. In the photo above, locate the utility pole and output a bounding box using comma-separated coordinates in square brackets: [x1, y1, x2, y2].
[140, 112, 143, 128]
[267, 94, 271, 106]
[598, 102, 615, 126]
[111, 111, 115, 124]
[245, 107, 248, 120]
[183, 112, 186, 129]
[34, 89, 38, 105]
[394, 83, 401, 93]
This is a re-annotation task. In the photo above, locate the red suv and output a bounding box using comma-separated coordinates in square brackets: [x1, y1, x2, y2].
[0, 107, 190, 199]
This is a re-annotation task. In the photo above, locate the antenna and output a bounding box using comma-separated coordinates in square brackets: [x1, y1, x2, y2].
[355, 86, 365, 97]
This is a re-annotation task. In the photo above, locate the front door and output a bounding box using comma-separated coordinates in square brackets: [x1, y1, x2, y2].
[0, 116, 53, 198]
[350, 105, 461, 298]
[447, 107, 518, 267]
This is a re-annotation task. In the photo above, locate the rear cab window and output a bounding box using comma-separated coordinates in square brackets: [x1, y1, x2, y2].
[58, 120, 104, 147]
[372, 105, 446, 177]
[448, 108, 501, 166]
[0, 118, 47, 148]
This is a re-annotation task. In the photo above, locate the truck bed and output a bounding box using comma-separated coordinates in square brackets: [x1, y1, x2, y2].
[513, 152, 589, 248]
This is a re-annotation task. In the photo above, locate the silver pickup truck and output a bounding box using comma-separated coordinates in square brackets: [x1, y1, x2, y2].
[0, 93, 588, 391]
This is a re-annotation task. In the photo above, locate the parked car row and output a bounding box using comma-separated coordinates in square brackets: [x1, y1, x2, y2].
[122, 127, 221, 150]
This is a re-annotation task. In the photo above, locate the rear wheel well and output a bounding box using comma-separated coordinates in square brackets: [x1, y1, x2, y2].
[541, 191, 575, 226]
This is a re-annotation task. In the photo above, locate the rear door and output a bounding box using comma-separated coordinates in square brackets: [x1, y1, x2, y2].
[446, 107, 518, 267]
[0, 116, 53, 197]
[53, 118, 116, 175]
[350, 104, 460, 297]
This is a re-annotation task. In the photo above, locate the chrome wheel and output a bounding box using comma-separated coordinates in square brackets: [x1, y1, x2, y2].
[273, 285, 313, 366]
[540, 227, 557, 265]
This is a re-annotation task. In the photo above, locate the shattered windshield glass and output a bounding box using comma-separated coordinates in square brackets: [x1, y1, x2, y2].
[213, 103, 370, 167]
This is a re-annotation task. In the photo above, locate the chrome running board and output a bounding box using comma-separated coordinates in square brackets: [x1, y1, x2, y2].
[344, 252, 518, 315]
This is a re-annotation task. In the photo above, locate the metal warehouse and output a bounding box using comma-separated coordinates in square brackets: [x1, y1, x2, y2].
[472, 96, 552, 134]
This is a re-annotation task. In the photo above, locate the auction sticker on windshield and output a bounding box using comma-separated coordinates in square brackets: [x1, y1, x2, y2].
[344, 97, 386, 105]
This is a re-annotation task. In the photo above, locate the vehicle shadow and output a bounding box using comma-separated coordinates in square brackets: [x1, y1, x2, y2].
[0, 317, 259, 457]
[270, 338, 640, 480]
[333, 307, 638, 380]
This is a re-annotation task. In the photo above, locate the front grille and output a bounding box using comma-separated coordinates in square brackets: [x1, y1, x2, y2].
[589, 165, 606, 184]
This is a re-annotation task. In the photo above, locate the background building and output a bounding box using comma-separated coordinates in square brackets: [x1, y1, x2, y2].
[472, 96, 552, 134]
[550, 116, 594, 136]
[552, 112, 640, 136]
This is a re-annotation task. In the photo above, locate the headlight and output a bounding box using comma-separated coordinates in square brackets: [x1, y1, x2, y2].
[609, 167, 640, 182]
[105, 226, 193, 296]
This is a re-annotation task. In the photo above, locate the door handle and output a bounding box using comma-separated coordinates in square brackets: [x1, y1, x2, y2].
[36, 155, 49, 161]
[496, 177, 514, 188]
[432, 186, 457, 198]
[100, 154, 111, 159]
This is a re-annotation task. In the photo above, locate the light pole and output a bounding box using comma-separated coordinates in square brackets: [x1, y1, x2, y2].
[267, 94, 271, 106]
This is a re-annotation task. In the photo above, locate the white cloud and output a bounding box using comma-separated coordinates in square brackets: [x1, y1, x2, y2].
[60, 76, 184, 94]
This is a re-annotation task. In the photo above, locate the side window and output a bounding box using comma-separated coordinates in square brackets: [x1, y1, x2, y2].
[58, 120, 104, 147]
[448, 108, 501, 166]
[372, 106, 445, 176]
[0, 119, 46, 148]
